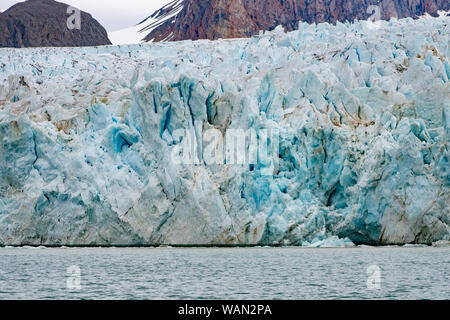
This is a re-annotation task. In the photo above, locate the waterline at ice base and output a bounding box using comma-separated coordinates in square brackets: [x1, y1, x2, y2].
[0, 15, 449, 247]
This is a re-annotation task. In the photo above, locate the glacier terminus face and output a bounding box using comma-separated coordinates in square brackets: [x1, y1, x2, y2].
[0, 16, 449, 246]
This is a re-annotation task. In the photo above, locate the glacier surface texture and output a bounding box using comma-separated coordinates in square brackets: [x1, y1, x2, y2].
[0, 17, 449, 246]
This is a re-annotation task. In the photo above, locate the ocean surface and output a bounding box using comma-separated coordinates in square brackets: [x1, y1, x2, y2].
[0, 247, 448, 300]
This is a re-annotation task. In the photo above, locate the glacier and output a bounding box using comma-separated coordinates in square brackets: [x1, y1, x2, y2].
[0, 16, 449, 246]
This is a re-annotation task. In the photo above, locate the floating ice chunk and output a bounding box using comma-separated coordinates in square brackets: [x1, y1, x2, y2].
[432, 240, 450, 247]
[304, 236, 356, 248]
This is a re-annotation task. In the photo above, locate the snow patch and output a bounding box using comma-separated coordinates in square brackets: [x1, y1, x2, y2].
[108, 0, 184, 45]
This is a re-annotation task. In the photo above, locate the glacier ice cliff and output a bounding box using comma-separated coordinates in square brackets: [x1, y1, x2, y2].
[0, 16, 449, 246]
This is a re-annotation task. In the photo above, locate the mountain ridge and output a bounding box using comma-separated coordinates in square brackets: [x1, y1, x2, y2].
[141, 0, 450, 42]
[0, 0, 111, 48]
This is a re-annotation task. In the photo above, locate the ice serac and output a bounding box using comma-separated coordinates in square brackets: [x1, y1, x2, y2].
[0, 16, 449, 246]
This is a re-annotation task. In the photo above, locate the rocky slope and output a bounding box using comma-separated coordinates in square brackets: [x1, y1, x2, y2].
[143, 0, 450, 42]
[0, 16, 448, 246]
[0, 0, 111, 48]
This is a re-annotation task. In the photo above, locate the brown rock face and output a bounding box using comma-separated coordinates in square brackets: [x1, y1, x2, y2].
[144, 0, 450, 42]
[0, 0, 111, 48]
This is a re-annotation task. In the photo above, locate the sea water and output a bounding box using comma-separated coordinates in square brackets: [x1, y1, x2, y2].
[0, 247, 448, 300]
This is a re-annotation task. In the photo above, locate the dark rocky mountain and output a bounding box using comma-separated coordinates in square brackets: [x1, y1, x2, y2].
[0, 0, 111, 48]
[143, 0, 450, 42]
